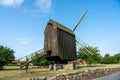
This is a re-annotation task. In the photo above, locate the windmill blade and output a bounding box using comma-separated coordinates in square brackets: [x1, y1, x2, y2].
[18, 48, 44, 61]
[73, 10, 88, 32]
[76, 41, 93, 56]
[76, 36, 94, 56]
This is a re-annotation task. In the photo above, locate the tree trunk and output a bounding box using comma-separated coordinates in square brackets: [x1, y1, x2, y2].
[0, 65, 4, 70]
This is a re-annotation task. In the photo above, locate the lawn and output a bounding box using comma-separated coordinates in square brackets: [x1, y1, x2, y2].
[0, 64, 120, 80]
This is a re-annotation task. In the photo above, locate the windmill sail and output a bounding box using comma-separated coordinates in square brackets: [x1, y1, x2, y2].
[76, 37, 94, 56]
[73, 10, 88, 32]
[18, 49, 44, 61]
[72, 10, 94, 56]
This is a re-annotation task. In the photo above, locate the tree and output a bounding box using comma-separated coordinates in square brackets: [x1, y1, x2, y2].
[102, 53, 119, 64]
[102, 54, 110, 64]
[0, 45, 15, 70]
[77, 46, 102, 65]
[104, 54, 110, 58]
[31, 52, 50, 66]
[114, 53, 120, 63]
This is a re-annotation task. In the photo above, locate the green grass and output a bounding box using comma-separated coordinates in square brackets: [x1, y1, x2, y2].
[4, 66, 20, 70]
[0, 68, 75, 80]
[0, 64, 120, 80]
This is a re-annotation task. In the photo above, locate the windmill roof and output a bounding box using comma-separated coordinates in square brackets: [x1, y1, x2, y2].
[49, 19, 74, 35]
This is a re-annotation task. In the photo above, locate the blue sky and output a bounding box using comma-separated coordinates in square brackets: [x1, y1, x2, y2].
[0, 0, 120, 59]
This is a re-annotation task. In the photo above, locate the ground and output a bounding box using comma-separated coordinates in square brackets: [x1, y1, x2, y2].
[0, 64, 120, 80]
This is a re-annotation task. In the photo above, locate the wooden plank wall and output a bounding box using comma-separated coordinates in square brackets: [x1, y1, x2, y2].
[44, 20, 77, 62]
[57, 28, 77, 60]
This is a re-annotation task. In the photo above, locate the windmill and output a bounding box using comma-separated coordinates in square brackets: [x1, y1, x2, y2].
[18, 10, 94, 70]
[44, 10, 95, 70]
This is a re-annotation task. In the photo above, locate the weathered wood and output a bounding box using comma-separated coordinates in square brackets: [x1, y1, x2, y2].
[44, 19, 77, 63]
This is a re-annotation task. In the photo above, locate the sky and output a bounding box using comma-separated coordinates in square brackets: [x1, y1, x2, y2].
[0, 0, 120, 59]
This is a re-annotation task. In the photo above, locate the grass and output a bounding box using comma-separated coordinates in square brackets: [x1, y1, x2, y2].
[0, 68, 75, 80]
[0, 64, 120, 80]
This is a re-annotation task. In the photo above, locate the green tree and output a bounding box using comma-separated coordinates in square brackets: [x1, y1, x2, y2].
[77, 46, 102, 64]
[31, 52, 50, 66]
[114, 53, 120, 63]
[0, 45, 15, 70]
[102, 54, 110, 64]
[104, 54, 110, 57]
[102, 53, 118, 64]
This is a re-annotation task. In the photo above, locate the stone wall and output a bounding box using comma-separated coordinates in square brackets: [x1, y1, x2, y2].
[26, 68, 120, 80]
[63, 62, 76, 70]
[49, 62, 76, 70]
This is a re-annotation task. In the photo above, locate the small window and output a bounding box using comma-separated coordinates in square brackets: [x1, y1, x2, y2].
[48, 23, 52, 26]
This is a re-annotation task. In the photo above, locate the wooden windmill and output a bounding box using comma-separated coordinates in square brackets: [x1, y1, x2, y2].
[44, 10, 91, 65]
[19, 10, 94, 70]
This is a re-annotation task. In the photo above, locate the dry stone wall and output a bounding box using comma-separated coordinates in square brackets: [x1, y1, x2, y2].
[26, 68, 120, 80]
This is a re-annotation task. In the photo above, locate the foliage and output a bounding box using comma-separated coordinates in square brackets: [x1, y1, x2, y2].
[77, 46, 102, 64]
[101, 53, 120, 64]
[31, 52, 50, 66]
[0, 45, 15, 70]
[114, 53, 120, 63]
[77, 45, 120, 64]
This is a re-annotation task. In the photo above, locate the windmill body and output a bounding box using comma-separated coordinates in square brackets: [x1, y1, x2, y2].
[44, 19, 77, 64]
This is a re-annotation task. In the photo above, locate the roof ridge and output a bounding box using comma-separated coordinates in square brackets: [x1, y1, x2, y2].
[49, 19, 74, 35]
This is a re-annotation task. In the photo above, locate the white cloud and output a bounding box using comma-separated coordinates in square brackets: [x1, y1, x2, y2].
[16, 37, 34, 46]
[20, 40, 29, 46]
[22, 0, 53, 17]
[35, 0, 52, 13]
[0, 0, 24, 8]
[0, 0, 53, 16]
